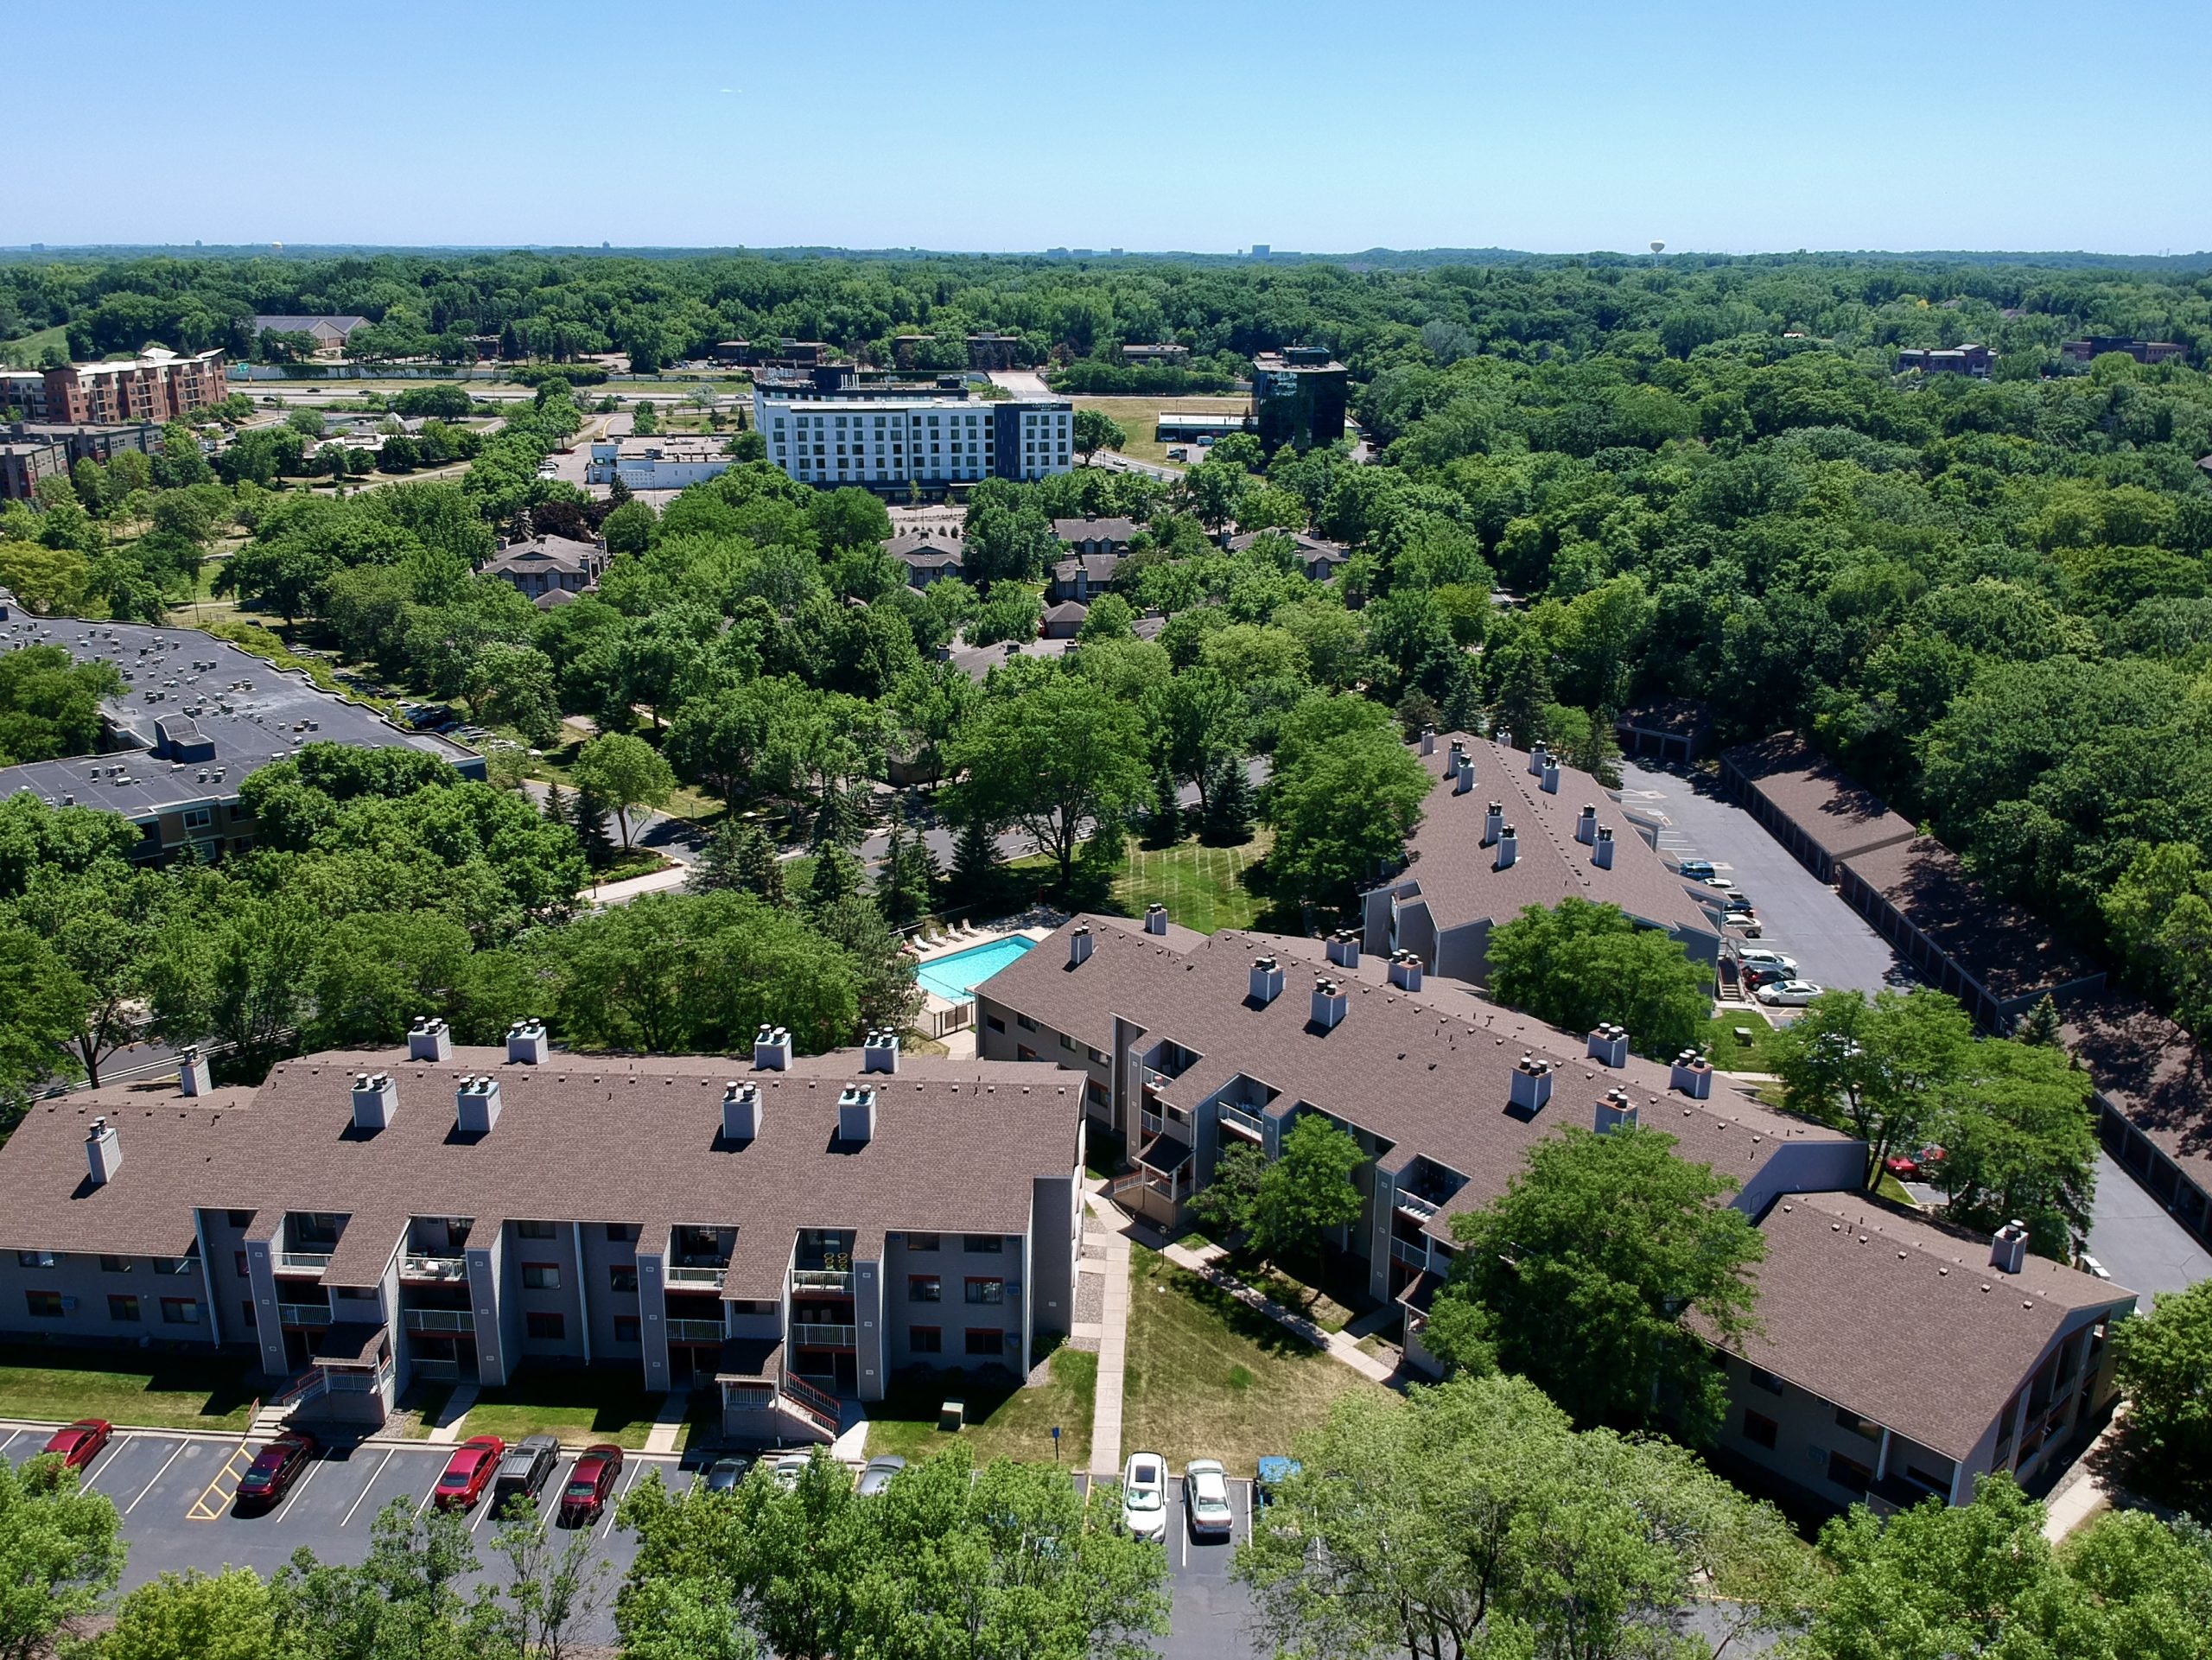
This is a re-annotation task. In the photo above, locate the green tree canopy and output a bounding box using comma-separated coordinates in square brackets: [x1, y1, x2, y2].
[1484, 896, 1716, 1059]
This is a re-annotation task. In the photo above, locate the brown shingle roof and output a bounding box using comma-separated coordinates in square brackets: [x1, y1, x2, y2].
[1051, 517, 1138, 545]
[1725, 1193, 2133, 1460]
[0, 1050, 1083, 1301]
[1723, 733, 1916, 866]
[2058, 989, 2212, 1193]
[1840, 837, 2106, 1005]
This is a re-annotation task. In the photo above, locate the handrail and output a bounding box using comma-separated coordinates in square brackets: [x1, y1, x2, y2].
[790, 1321, 858, 1347]
[666, 1318, 726, 1342]
[781, 1370, 842, 1421]
[791, 1268, 854, 1292]
[1394, 1191, 1439, 1221]
[665, 1264, 724, 1287]
[402, 1307, 474, 1332]
[276, 1250, 333, 1271]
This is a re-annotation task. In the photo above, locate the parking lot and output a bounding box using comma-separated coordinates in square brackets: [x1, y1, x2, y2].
[3, 1424, 687, 1642]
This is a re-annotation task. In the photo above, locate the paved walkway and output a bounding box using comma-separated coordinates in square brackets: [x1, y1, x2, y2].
[1154, 1240, 1397, 1384]
[642, 1391, 690, 1454]
[584, 862, 691, 906]
[2042, 1405, 2128, 1543]
[422, 1381, 477, 1444]
[1084, 1192, 1134, 1480]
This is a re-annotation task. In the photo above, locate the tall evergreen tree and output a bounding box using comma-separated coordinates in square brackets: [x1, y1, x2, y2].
[572, 787, 619, 871]
[806, 844, 863, 911]
[875, 808, 938, 925]
[1202, 757, 1255, 844]
[690, 819, 788, 906]
[2015, 993, 2064, 1047]
[950, 810, 999, 900]
[1147, 765, 1183, 847]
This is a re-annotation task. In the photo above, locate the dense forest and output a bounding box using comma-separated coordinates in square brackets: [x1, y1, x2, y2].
[3, 249, 2211, 1066]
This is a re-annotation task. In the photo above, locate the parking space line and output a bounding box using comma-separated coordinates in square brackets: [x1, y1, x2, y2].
[340, 1449, 394, 1526]
[0, 1429, 26, 1460]
[79, 1432, 133, 1491]
[600, 1458, 642, 1541]
[187, 1445, 253, 1522]
[125, 1439, 190, 1515]
[283, 1454, 328, 1511]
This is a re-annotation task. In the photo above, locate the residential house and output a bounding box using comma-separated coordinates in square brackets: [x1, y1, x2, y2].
[1041, 601, 1089, 639]
[247, 315, 370, 358]
[481, 535, 607, 606]
[882, 531, 965, 588]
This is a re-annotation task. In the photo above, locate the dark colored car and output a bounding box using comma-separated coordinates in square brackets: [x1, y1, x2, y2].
[559, 1443, 623, 1526]
[236, 1430, 319, 1511]
[433, 1434, 506, 1511]
[493, 1434, 562, 1515]
[41, 1420, 113, 1472]
[702, 1454, 754, 1494]
[1255, 1455, 1301, 1508]
[1676, 860, 1716, 881]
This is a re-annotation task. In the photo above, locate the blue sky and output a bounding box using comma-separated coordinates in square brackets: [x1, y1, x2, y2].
[14, 0, 2210, 254]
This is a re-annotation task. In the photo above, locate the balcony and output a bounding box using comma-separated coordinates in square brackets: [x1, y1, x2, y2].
[791, 1322, 858, 1349]
[1395, 1190, 1440, 1223]
[791, 1268, 854, 1294]
[276, 1250, 333, 1273]
[1217, 1103, 1265, 1140]
[402, 1307, 474, 1333]
[411, 1358, 462, 1383]
[667, 1318, 726, 1343]
[665, 1264, 725, 1288]
[276, 1302, 333, 1328]
[1389, 1237, 1429, 1269]
[401, 1254, 468, 1283]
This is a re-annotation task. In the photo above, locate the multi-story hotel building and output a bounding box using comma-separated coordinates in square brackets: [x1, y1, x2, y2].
[753, 376, 1072, 495]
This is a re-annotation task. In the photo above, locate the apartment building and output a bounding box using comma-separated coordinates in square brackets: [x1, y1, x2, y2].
[753, 384, 1072, 494]
[1251, 347, 1348, 451]
[0, 1027, 1084, 1445]
[583, 436, 733, 491]
[2060, 337, 2187, 366]
[1, 371, 48, 420]
[41, 347, 227, 425]
[0, 615, 482, 860]
[973, 915, 2133, 1515]
[1895, 344, 1993, 376]
[1120, 343, 1191, 366]
[0, 436, 69, 502]
[480, 534, 607, 607]
[1362, 733, 1725, 988]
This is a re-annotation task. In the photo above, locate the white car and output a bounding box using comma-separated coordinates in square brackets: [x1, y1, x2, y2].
[1121, 1452, 1168, 1541]
[769, 1452, 810, 1491]
[1756, 979, 1823, 1008]
[1701, 875, 1740, 893]
[1183, 1459, 1233, 1539]
[1736, 949, 1798, 975]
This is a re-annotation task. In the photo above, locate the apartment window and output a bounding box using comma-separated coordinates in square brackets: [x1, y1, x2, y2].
[226, 1210, 253, 1228]
[108, 1294, 140, 1322]
[23, 1291, 63, 1319]
[235, 1252, 250, 1276]
[964, 1328, 1004, 1357]
[1834, 1407, 1882, 1440]
[906, 1234, 940, 1253]
[910, 1326, 942, 1354]
[1059, 1034, 1075, 1052]
[964, 1278, 1005, 1306]
[160, 1298, 201, 1326]
[153, 1256, 194, 1276]
[608, 1223, 637, 1244]
[1741, 1410, 1778, 1449]
[609, 1265, 639, 1294]
[16, 1251, 58, 1269]
[1827, 1451, 1872, 1495]
[99, 1255, 132, 1274]
[516, 1220, 556, 1240]
[241, 1300, 256, 1326]
[1745, 1367, 1784, 1396]
[521, 1263, 561, 1291]
[181, 807, 212, 830]
[985, 1015, 1006, 1034]
[526, 1312, 565, 1341]
[1015, 1014, 1038, 1033]
[962, 1236, 1004, 1256]
[613, 1315, 640, 1344]
[909, 1275, 942, 1303]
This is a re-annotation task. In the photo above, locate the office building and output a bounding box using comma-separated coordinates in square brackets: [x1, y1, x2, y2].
[754, 382, 1072, 494]
[41, 347, 228, 426]
[2060, 337, 2186, 366]
[583, 436, 734, 492]
[1895, 344, 1993, 376]
[246, 315, 370, 359]
[1250, 347, 1348, 450]
[1120, 343, 1191, 366]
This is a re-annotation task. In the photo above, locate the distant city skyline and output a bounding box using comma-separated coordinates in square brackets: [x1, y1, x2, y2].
[13, 0, 2211, 256]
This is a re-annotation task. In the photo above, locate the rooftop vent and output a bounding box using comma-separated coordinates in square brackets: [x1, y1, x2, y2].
[86, 1116, 122, 1186]
[456, 1075, 502, 1134]
[352, 1072, 397, 1130]
[505, 1018, 549, 1065]
[721, 1080, 761, 1142]
[838, 1084, 878, 1144]
[1420, 726, 1437, 756]
[1249, 955, 1285, 1005]
[1586, 1023, 1629, 1067]
[1669, 1051, 1713, 1098]
[1989, 1219, 2029, 1275]
[1576, 805, 1598, 846]
[407, 1016, 451, 1063]
[1311, 978, 1348, 1031]
[1495, 826, 1518, 871]
[1388, 951, 1425, 991]
[1540, 759, 1560, 794]
[1484, 802, 1503, 846]
[1325, 930, 1360, 970]
[1509, 1055, 1553, 1116]
[178, 1046, 212, 1097]
[1453, 755, 1474, 795]
[1594, 1087, 1639, 1135]
[753, 1025, 792, 1072]
[862, 1028, 899, 1074]
[1069, 925, 1095, 966]
[1528, 741, 1548, 778]
[1592, 827, 1615, 870]
[1144, 904, 1167, 936]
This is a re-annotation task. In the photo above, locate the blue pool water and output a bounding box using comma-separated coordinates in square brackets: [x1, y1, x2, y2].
[916, 935, 1035, 1001]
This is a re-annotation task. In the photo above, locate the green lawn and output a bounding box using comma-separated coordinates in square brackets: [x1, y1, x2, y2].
[0, 325, 67, 369]
[1700, 1010, 1791, 1073]
[1122, 1248, 1389, 1475]
[0, 1345, 257, 1431]
[1110, 834, 1274, 933]
[461, 1370, 690, 1451]
[1068, 396, 1248, 469]
[864, 1346, 1096, 1466]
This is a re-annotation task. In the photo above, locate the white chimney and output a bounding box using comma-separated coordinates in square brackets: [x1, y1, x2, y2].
[1069, 925, 1095, 966]
[1541, 760, 1560, 794]
[1495, 826, 1518, 870]
[1311, 978, 1348, 1031]
[1483, 802, 1503, 846]
[86, 1116, 122, 1186]
[351, 1072, 397, 1130]
[1249, 955, 1284, 1004]
[1420, 726, 1437, 756]
[1528, 741, 1548, 778]
[753, 1025, 792, 1071]
[1575, 805, 1598, 845]
[178, 1046, 213, 1097]
[838, 1084, 877, 1143]
[1452, 756, 1472, 795]
[407, 1016, 451, 1063]
[862, 1028, 899, 1074]
[1144, 904, 1167, 936]
[456, 1074, 502, 1134]
[1669, 1051, 1713, 1099]
[1990, 1220, 2029, 1275]
[1592, 827, 1615, 869]
[1325, 930, 1360, 969]
[1594, 1087, 1639, 1135]
[1508, 1055, 1553, 1116]
[1388, 951, 1424, 991]
[505, 1018, 549, 1065]
[1586, 1023, 1629, 1067]
[721, 1080, 761, 1141]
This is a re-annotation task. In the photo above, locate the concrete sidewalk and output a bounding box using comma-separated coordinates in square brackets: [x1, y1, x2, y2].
[1084, 1192, 1134, 1481]
[422, 1381, 477, 1444]
[642, 1391, 689, 1454]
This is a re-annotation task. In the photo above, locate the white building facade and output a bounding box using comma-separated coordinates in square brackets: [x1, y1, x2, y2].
[754, 388, 1072, 492]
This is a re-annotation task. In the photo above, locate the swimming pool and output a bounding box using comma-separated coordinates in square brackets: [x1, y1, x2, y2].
[916, 935, 1035, 1002]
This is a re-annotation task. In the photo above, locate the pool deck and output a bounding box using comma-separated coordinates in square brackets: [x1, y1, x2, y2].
[903, 922, 1054, 1035]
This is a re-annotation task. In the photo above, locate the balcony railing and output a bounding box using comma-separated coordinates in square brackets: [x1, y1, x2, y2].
[276, 1250, 333, 1272]
[1389, 1237, 1430, 1269]
[326, 1365, 391, 1395]
[665, 1264, 725, 1287]
[276, 1302, 333, 1328]
[1217, 1103, 1265, 1139]
[411, 1358, 462, 1382]
[403, 1307, 474, 1333]
[791, 1322, 858, 1348]
[402, 1254, 468, 1282]
[666, 1318, 726, 1343]
[1395, 1191, 1440, 1222]
[791, 1269, 854, 1293]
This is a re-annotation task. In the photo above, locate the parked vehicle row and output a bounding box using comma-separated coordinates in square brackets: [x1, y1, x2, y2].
[1116, 1450, 1293, 1541]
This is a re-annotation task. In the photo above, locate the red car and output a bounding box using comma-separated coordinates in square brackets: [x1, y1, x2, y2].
[41, 1420, 112, 1472]
[236, 1430, 319, 1511]
[433, 1434, 506, 1511]
[558, 1443, 623, 1527]
[1885, 1144, 1948, 1180]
